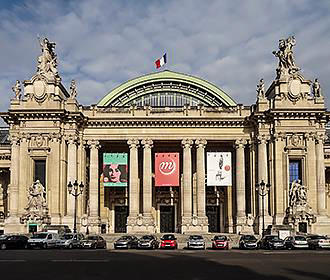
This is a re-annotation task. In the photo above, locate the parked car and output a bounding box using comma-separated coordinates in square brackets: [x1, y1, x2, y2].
[239, 235, 258, 249]
[211, 235, 230, 250]
[43, 225, 71, 235]
[284, 235, 309, 249]
[27, 232, 60, 249]
[187, 235, 205, 250]
[258, 235, 285, 250]
[307, 235, 330, 249]
[56, 233, 84, 249]
[82, 235, 107, 249]
[137, 235, 159, 249]
[0, 235, 29, 250]
[160, 234, 178, 249]
[114, 235, 138, 249]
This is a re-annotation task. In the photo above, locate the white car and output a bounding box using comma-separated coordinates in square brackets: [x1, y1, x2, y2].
[27, 232, 60, 249]
[284, 236, 309, 249]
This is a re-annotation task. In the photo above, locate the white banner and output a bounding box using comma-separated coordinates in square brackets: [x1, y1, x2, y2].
[207, 152, 232, 186]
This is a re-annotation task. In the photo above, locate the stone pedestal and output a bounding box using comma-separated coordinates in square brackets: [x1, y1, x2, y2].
[127, 214, 155, 233]
[180, 216, 208, 234]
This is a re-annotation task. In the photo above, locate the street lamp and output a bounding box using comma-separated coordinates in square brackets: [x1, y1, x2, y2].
[256, 180, 270, 237]
[68, 180, 84, 233]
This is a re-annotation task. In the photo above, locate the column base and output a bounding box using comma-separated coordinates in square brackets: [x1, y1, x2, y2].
[127, 214, 156, 234]
[257, 215, 273, 235]
[87, 216, 101, 234]
[4, 215, 26, 233]
[235, 216, 255, 234]
[50, 214, 62, 225]
[180, 216, 208, 234]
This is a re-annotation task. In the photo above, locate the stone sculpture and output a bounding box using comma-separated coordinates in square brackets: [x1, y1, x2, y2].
[312, 78, 321, 97]
[37, 36, 58, 78]
[70, 79, 77, 98]
[12, 80, 21, 100]
[256, 78, 265, 98]
[273, 36, 300, 77]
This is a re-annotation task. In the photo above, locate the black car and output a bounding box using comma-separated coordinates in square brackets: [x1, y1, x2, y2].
[114, 235, 138, 249]
[137, 235, 159, 249]
[239, 235, 258, 249]
[0, 235, 29, 250]
[258, 235, 284, 249]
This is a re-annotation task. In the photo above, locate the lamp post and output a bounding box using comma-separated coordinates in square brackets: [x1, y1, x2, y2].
[256, 180, 270, 237]
[68, 180, 84, 233]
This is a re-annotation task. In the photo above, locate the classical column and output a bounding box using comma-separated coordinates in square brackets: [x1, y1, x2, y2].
[141, 139, 153, 216]
[195, 139, 207, 217]
[8, 135, 20, 217]
[182, 139, 193, 217]
[306, 133, 317, 211]
[235, 139, 246, 218]
[257, 134, 269, 215]
[315, 134, 326, 215]
[128, 139, 139, 217]
[88, 140, 100, 218]
[66, 135, 78, 217]
[49, 133, 61, 223]
[18, 133, 29, 216]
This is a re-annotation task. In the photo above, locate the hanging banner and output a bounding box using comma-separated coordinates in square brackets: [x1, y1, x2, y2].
[207, 152, 232, 186]
[103, 153, 128, 187]
[155, 153, 179, 187]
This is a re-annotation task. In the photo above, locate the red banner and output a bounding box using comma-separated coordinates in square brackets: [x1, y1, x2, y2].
[155, 153, 179, 187]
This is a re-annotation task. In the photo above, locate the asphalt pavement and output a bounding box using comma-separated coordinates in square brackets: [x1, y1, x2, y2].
[0, 249, 329, 280]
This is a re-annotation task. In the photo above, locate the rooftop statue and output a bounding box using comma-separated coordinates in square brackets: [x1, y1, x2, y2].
[12, 80, 21, 100]
[272, 36, 300, 77]
[256, 78, 265, 98]
[312, 78, 322, 97]
[70, 79, 77, 98]
[36, 36, 59, 78]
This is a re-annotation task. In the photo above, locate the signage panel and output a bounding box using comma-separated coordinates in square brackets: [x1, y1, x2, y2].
[155, 153, 179, 187]
[207, 152, 232, 186]
[103, 153, 128, 187]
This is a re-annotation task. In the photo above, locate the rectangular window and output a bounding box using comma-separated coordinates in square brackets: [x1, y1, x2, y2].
[289, 160, 301, 184]
[34, 160, 46, 189]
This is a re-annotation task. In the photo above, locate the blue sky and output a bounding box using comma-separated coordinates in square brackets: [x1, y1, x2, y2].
[0, 0, 330, 123]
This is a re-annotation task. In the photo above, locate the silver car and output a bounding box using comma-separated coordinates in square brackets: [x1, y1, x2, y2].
[284, 235, 309, 249]
[307, 235, 330, 249]
[187, 235, 205, 250]
[27, 232, 60, 249]
[56, 233, 84, 249]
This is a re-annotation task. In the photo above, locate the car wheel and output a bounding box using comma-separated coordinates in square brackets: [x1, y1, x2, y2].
[43, 243, 48, 249]
[1, 243, 6, 250]
[24, 243, 28, 249]
[93, 243, 97, 249]
[68, 244, 73, 249]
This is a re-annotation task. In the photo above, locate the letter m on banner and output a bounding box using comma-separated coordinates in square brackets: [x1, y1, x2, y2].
[155, 153, 179, 187]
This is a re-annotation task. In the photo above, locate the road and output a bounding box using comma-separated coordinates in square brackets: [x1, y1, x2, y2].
[0, 249, 329, 280]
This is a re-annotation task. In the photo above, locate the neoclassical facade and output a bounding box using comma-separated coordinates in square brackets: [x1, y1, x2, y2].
[0, 36, 330, 235]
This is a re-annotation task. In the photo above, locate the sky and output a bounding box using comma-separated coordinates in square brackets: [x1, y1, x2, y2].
[0, 0, 330, 126]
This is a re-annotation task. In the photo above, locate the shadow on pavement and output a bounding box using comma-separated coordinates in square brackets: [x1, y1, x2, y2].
[284, 268, 330, 280]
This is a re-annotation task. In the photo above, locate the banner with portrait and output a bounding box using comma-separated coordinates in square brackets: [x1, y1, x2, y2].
[155, 153, 179, 187]
[103, 153, 128, 187]
[207, 152, 232, 186]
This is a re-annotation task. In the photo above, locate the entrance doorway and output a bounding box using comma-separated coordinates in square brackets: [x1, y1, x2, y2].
[160, 206, 175, 233]
[206, 206, 220, 232]
[115, 206, 128, 233]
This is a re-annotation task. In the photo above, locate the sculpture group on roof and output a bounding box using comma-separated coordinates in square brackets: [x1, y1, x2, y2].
[37, 36, 59, 78]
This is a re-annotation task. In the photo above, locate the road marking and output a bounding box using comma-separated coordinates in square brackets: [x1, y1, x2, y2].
[0, 260, 26, 262]
[51, 259, 109, 262]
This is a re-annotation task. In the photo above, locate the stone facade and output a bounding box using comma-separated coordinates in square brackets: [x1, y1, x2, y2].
[0, 36, 330, 235]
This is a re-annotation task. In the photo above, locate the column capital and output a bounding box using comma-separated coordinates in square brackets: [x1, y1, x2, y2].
[127, 138, 139, 149]
[141, 138, 153, 149]
[87, 140, 100, 149]
[273, 132, 286, 142]
[8, 135, 20, 146]
[181, 138, 193, 149]
[195, 139, 207, 149]
[315, 133, 327, 144]
[49, 132, 61, 143]
[234, 138, 247, 149]
[19, 132, 31, 142]
[304, 132, 316, 142]
[65, 134, 78, 145]
[257, 134, 270, 144]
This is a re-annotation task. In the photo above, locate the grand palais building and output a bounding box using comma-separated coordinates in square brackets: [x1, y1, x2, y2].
[0, 36, 330, 236]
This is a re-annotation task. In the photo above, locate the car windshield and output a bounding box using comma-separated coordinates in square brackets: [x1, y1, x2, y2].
[119, 236, 131, 240]
[266, 236, 281, 241]
[32, 233, 48, 239]
[0, 235, 8, 240]
[189, 235, 203, 240]
[87, 236, 98, 240]
[162, 235, 175, 240]
[295, 236, 306, 241]
[214, 236, 227, 241]
[61, 234, 73, 240]
[243, 235, 257, 241]
[141, 236, 153, 240]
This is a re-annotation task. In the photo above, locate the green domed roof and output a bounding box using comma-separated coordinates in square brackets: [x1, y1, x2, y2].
[97, 70, 236, 107]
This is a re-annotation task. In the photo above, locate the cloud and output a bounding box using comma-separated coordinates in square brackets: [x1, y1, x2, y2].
[0, 0, 330, 125]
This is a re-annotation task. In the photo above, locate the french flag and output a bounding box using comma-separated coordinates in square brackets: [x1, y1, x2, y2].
[155, 53, 167, 69]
